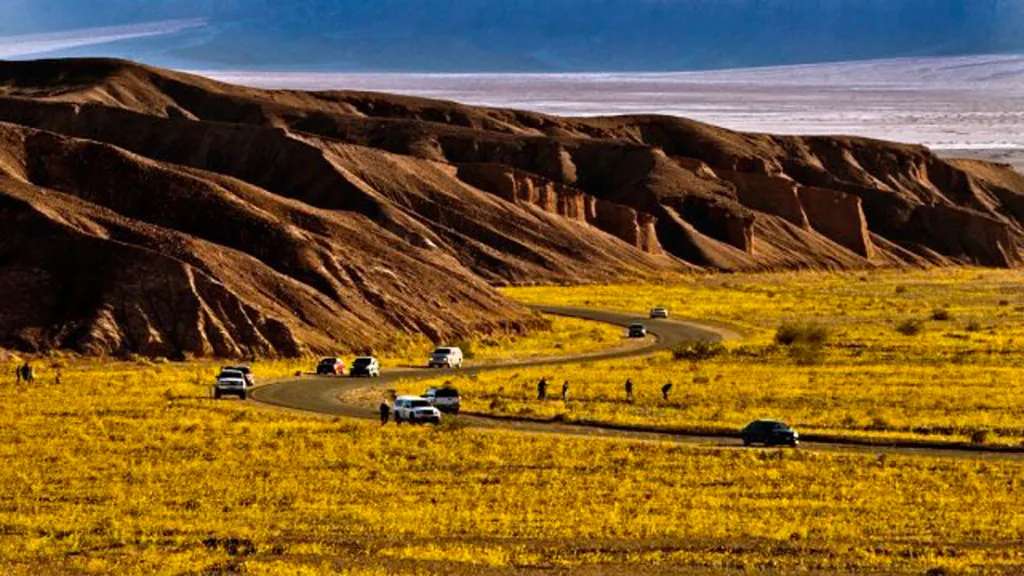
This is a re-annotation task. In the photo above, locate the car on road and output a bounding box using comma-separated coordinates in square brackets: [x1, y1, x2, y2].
[393, 395, 442, 424]
[349, 356, 381, 377]
[424, 386, 461, 413]
[316, 357, 346, 376]
[741, 419, 799, 447]
[223, 365, 255, 387]
[628, 323, 647, 338]
[213, 369, 251, 400]
[428, 346, 464, 368]
[649, 307, 669, 319]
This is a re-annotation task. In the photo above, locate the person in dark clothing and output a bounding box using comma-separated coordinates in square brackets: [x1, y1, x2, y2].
[20, 362, 33, 383]
[561, 380, 570, 402]
[625, 378, 634, 402]
[661, 382, 673, 401]
[537, 378, 548, 400]
[14, 365, 21, 385]
[379, 401, 391, 425]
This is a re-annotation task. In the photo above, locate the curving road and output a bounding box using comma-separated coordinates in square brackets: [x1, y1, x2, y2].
[252, 306, 1024, 460]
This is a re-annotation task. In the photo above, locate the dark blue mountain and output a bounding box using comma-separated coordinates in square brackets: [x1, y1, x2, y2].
[2, 0, 1023, 71]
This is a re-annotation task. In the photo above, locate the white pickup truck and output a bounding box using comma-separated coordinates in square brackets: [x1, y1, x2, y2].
[213, 369, 251, 399]
[393, 395, 442, 424]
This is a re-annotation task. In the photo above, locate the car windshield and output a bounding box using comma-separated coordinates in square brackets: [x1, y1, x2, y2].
[630, 324, 644, 329]
[353, 358, 373, 366]
[435, 388, 459, 398]
[319, 358, 337, 365]
[411, 400, 431, 408]
[433, 348, 451, 355]
[218, 371, 243, 379]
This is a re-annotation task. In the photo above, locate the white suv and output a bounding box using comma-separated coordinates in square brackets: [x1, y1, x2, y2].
[424, 386, 461, 414]
[649, 307, 669, 319]
[213, 369, 251, 399]
[393, 396, 442, 424]
[428, 346, 464, 368]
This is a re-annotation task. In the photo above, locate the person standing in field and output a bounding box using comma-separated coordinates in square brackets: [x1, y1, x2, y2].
[379, 401, 391, 425]
[537, 377, 548, 400]
[14, 365, 21, 385]
[661, 382, 673, 401]
[20, 362, 33, 383]
[561, 380, 570, 402]
[625, 378, 634, 403]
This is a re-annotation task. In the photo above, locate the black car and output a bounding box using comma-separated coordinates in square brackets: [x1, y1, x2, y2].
[741, 420, 799, 447]
[628, 323, 647, 338]
[349, 356, 380, 377]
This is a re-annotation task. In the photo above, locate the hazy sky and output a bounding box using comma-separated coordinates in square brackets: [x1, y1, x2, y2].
[1, 1, 1022, 71]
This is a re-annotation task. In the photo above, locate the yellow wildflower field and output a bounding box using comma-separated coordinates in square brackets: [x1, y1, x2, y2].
[1, 359, 1023, 575]
[404, 269, 1024, 445]
[354, 314, 626, 367]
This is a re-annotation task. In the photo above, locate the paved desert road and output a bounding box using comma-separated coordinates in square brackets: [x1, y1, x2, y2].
[252, 306, 1024, 460]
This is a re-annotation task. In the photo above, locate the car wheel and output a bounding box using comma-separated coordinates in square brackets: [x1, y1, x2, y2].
[239, 390, 248, 400]
[742, 438, 751, 446]
[213, 390, 221, 400]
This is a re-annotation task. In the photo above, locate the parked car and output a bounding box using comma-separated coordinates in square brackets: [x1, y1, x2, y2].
[223, 365, 255, 386]
[393, 395, 442, 424]
[424, 386, 461, 413]
[741, 420, 799, 447]
[649, 307, 670, 319]
[628, 323, 647, 338]
[428, 346, 464, 368]
[349, 356, 381, 377]
[213, 369, 251, 400]
[316, 357, 346, 376]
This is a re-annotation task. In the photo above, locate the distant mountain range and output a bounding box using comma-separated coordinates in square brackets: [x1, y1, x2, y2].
[3, 58, 1024, 356]
[2, 0, 1023, 71]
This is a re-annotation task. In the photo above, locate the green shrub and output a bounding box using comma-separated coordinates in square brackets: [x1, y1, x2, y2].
[775, 323, 829, 346]
[672, 341, 726, 362]
[788, 344, 826, 366]
[930, 308, 952, 321]
[454, 340, 476, 359]
[970, 429, 991, 445]
[896, 319, 924, 336]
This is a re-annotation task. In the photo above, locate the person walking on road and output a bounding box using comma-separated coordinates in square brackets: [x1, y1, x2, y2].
[561, 380, 570, 402]
[379, 401, 391, 425]
[661, 382, 673, 401]
[625, 378, 634, 403]
[537, 377, 548, 401]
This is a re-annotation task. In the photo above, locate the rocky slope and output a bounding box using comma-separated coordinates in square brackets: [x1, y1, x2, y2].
[1, 58, 1022, 357]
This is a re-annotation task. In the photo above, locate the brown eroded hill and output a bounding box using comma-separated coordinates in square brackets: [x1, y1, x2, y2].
[0, 58, 1022, 357]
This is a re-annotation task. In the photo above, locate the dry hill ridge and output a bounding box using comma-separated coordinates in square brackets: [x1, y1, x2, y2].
[1, 58, 1022, 358]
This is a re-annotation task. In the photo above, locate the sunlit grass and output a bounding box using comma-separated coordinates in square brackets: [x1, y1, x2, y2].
[401, 268, 1024, 444]
[1, 360, 1023, 574]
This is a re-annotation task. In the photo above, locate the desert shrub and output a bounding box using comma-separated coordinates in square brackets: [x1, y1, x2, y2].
[454, 340, 476, 359]
[998, 299, 1010, 306]
[868, 416, 892, 431]
[930, 308, 952, 321]
[964, 321, 982, 332]
[774, 323, 829, 346]
[672, 341, 726, 361]
[970, 429, 991, 445]
[896, 319, 924, 336]
[788, 344, 826, 365]
[894, 285, 907, 294]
